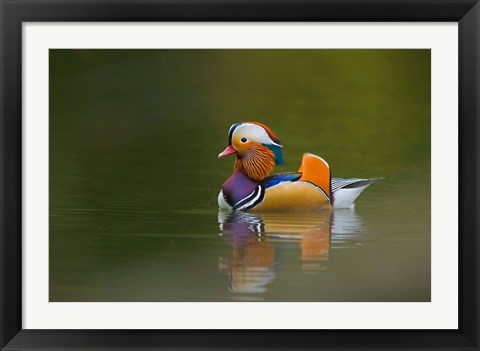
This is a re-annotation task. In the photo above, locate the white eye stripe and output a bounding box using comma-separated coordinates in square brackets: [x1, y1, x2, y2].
[233, 123, 282, 147]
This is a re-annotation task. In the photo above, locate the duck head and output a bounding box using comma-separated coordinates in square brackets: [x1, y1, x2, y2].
[218, 122, 284, 181]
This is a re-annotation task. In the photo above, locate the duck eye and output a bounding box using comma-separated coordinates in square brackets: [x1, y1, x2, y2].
[241, 137, 247, 143]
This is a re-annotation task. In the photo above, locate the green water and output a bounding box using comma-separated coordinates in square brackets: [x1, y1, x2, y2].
[49, 49, 430, 301]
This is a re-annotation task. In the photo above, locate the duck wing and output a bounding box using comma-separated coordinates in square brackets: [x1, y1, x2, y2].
[297, 153, 331, 201]
[262, 173, 302, 189]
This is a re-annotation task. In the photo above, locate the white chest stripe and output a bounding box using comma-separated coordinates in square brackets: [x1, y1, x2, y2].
[233, 187, 257, 208]
[236, 185, 264, 211]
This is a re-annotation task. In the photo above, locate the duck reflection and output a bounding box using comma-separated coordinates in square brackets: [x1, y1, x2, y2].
[218, 209, 364, 296]
[218, 212, 276, 295]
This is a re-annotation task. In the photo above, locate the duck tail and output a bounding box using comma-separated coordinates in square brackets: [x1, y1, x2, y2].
[331, 177, 384, 208]
[297, 153, 331, 201]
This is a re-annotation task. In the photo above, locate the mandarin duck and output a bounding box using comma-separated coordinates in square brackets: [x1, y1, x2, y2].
[218, 122, 382, 211]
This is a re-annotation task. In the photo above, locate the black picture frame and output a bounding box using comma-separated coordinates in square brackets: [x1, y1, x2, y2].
[1, 1, 479, 350]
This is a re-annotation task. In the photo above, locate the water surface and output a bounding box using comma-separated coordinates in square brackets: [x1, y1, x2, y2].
[49, 49, 430, 301]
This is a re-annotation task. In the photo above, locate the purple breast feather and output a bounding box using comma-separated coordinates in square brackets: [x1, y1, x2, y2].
[222, 171, 260, 206]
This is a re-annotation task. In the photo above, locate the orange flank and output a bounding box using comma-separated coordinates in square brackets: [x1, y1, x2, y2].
[253, 181, 331, 211]
[297, 153, 331, 199]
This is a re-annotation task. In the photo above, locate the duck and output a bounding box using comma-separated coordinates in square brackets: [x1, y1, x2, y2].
[218, 122, 382, 211]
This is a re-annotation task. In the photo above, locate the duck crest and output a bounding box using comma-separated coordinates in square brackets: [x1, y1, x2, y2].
[246, 121, 282, 145]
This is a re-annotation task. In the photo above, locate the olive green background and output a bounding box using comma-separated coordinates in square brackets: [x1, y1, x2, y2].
[50, 50, 430, 301]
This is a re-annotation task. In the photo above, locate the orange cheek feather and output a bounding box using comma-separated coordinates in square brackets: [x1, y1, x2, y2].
[231, 138, 251, 154]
